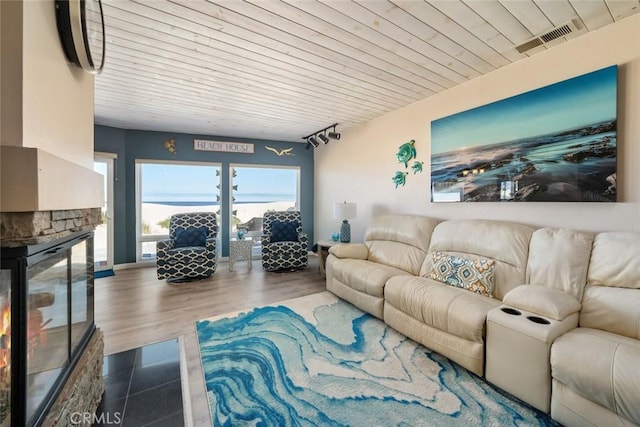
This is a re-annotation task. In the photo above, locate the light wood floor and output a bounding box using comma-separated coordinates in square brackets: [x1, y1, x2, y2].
[95, 256, 326, 426]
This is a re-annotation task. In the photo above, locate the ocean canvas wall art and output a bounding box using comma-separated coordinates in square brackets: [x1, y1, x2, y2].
[431, 65, 617, 202]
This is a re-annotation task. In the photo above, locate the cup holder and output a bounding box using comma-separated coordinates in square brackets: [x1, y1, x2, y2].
[527, 316, 551, 325]
[501, 307, 522, 316]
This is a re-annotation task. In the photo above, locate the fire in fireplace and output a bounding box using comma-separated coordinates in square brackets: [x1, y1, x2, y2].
[1, 230, 96, 427]
[1, 286, 10, 426]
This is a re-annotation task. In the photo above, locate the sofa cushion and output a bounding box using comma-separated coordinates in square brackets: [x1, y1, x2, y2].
[503, 285, 581, 321]
[364, 214, 439, 253]
[430, 251, 495, 297]
[385, 276, 501, 343]
[580, 285, 640, 339]
[526, 228, 594, 301]
[588, 232, 640, 289]
[328, 258, 410, 298]
[364, 214, 440, 275]
[420, 220, 535, 300]
[551, 328, 640, 425]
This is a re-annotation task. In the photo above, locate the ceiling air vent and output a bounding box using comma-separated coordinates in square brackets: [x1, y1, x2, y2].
[515, 19, 581, 54]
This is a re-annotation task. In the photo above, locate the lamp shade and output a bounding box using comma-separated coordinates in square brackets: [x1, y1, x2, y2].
[333, 202, 356, 220]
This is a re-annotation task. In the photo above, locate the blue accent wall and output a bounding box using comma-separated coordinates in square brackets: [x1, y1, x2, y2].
[95, 125, 314, 264]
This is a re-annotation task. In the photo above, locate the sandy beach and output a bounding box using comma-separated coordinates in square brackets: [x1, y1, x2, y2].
[142, 201, 295, 234]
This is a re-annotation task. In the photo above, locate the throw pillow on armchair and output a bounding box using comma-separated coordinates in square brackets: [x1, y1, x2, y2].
[174, 226, 208, 248]
[270, 220, 300, 243]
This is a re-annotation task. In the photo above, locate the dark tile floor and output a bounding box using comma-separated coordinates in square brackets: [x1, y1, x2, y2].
[94, 339, 184, 427]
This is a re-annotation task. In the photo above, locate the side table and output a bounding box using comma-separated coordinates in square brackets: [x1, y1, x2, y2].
[317, 240, 338, 277]
[229, 238, 253, 271]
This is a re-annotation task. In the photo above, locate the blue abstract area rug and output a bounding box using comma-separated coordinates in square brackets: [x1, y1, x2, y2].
[196, 292, 556, 426]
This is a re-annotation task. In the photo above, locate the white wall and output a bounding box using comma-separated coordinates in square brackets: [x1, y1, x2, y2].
[315, 15, 640, 242]
[0, 1, 102, 212]
[22, 0, 95, 169]
[1, 1, 95, 169]
[0, 0, 23, 146]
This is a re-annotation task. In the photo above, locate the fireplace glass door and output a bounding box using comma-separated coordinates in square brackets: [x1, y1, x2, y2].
[70, 238, 94, 352]
[1, 231, 95, 427]
[26, 251, 69, 421]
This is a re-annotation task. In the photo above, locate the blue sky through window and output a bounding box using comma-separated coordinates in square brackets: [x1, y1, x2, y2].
[232, 167, 297, 203]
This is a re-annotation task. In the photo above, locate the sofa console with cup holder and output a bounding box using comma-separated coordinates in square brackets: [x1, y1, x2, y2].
[325, 214, 640, 427]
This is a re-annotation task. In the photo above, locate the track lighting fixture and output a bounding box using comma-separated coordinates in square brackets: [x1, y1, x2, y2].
[308, 136, 320, 147]
[302, 123, 340, 149]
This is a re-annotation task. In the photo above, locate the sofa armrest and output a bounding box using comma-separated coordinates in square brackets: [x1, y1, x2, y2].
[329, 243, 368, 260]
[156, 239, 173, 264]
[503, 285, 581, 321]
[156, 238, 174, 251]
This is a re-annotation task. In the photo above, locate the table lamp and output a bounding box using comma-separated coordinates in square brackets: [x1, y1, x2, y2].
[333, 202, 357, 243]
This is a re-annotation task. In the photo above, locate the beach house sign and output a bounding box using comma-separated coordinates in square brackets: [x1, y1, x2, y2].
[194, 139, 254, 154]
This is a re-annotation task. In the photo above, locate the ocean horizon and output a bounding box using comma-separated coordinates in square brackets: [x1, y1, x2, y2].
[142, 192, 295, 206]
[142, 200, 294, 207]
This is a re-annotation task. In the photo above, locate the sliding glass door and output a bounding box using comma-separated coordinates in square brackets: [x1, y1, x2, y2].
[93, 153, 115, 271]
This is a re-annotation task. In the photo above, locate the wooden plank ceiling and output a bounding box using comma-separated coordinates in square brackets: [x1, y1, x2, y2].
[95, 0, 640, 143]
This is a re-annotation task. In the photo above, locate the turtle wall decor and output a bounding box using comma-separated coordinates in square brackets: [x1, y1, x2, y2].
[392, 139, 424, 188]
[392, 171, 409, 188]
[411, 161, 424, 174]
[396, 139, 416, 167]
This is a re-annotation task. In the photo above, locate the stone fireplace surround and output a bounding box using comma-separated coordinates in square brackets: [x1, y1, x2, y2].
[1, 208, 104, 427]
[0, 209, 101, 248]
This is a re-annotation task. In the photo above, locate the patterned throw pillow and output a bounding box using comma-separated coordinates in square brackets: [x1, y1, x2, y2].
[270, 220, 299, 243]
[174, 226, 208, 248]
[430, 251, 496, 297]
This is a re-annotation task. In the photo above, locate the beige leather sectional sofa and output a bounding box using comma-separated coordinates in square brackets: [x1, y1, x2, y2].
[325, 214, 639, 427]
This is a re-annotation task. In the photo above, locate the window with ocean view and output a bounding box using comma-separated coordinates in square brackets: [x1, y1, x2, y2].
[231, 166, 300, 257]
[136, 161, 221, 261]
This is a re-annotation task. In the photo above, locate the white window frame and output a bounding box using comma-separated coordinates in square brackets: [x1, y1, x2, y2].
[94, 152, 117, 270]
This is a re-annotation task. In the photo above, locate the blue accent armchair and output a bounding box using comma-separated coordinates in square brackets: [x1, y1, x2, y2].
[261, 211, 308, 271]
[156, 212, 218, 281]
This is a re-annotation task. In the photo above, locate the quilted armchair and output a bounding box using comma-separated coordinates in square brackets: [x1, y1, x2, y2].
[157, 212, 218, 281]
[261, 211, 308, 271]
